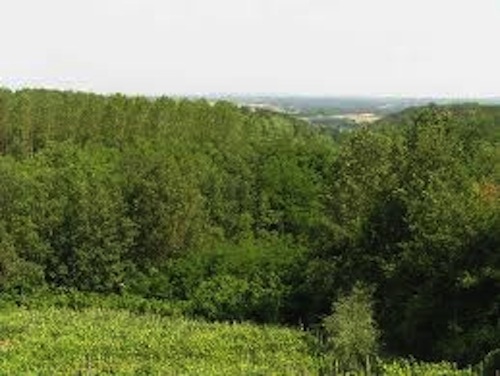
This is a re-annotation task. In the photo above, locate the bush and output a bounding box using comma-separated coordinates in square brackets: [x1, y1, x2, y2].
[190, 274, 284, 322]
[483, 348, 500, 376]
[0, 228, 45, 294]
[322, 284, 379, 371]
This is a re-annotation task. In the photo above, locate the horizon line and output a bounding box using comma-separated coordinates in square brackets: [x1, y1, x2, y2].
[2, 84, 500, 101]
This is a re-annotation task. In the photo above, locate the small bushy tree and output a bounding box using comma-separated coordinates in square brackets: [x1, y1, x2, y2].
[482, 349, 500, 376]
[0, 224, 44, 293]
[322, 284, 379, 371]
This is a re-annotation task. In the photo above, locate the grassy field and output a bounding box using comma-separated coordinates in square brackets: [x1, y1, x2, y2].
[0, 306, 320, 375]
[0, 305, 475, 375]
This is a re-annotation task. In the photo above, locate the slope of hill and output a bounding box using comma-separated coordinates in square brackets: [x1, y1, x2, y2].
[0, 304, 474, 375]
[0, 89, 499, 369]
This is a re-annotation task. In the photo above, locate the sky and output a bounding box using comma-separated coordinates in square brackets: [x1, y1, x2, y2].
[1, 0, 499, 97]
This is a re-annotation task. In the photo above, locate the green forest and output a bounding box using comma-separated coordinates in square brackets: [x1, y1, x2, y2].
[0, 88, 499, 374]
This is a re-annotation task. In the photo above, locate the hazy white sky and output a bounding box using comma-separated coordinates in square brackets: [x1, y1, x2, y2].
[1, 0, 499, 97]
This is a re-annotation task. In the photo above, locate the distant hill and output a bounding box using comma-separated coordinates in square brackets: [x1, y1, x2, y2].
[214, 95, 500, 116]
[377, 103, 500, 143]
[212, 96, 500, 133]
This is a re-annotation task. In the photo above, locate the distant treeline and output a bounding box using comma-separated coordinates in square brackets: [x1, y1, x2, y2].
[0, 88, 499, 365]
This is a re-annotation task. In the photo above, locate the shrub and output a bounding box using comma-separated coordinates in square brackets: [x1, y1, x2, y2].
[483, 348, 500, 376]
[190, 274, 284, 322]
[0, 227, 45, 294]
[322, 284, 379, 371]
